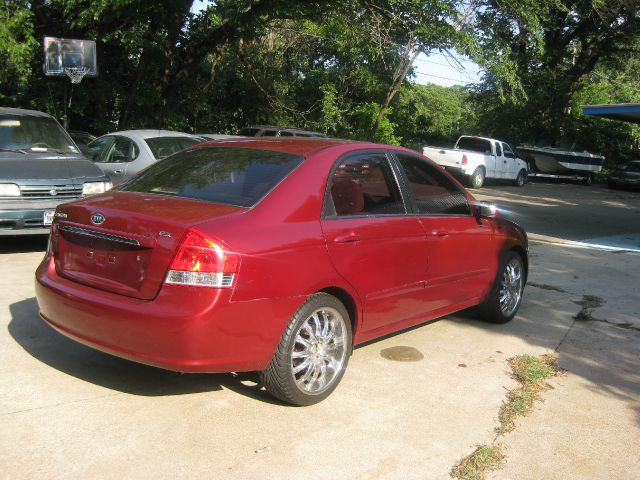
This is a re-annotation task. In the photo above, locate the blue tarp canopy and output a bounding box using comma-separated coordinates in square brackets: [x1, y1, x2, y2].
[582, 103, 640, 124]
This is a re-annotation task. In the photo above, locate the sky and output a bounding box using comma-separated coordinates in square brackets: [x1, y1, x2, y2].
[412, 51, 482, 87]
[190, 0, 483, 88]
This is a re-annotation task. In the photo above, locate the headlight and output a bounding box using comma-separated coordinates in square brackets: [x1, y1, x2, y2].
[0, 183, 21, 197]
[82, 181, 112, 195]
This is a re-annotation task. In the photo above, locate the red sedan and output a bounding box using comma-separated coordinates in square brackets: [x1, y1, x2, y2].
[35, 138, 527, 405]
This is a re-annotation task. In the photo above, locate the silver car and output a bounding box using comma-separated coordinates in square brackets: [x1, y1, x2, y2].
[86, 130, 205, 184]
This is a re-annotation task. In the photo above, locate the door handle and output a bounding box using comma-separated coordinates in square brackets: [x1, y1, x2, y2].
[432, 230, 449, 237]
[114, 169, 124, 174]
[503, 160, 507, 164]
[334, 233, 361, 243]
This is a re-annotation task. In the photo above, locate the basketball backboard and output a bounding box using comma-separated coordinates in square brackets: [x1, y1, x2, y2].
[43, 37, 98, 77]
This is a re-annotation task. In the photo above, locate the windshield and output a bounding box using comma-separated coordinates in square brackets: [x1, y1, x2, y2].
[455, 137, 492, 155]
[0, 114, 79, 154]
[120, 147, 304, 207]
[144, 136, 203, 159]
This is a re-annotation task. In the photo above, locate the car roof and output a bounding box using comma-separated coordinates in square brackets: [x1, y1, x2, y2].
[0, 107, 54, 118]
[102, 130, 201, 140]
[191, 137, 406, 157]
[242, 125, 325, 136]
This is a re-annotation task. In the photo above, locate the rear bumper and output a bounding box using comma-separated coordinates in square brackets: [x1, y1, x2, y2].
[440, 165, 468, 177]
[35, 255, 304, 373]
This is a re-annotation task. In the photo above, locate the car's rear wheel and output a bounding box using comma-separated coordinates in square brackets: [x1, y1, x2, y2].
[478, 251, 525, 323]
[260, 293, 352, 406]
[468, 167, 485, 189]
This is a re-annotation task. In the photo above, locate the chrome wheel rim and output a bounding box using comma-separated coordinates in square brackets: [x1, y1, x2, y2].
[499, 258, 523, 317]
[291, 307, 347, 395]
[473, 171, 483, 188]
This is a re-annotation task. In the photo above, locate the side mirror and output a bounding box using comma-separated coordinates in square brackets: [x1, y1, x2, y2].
[474, 202, 498, 219]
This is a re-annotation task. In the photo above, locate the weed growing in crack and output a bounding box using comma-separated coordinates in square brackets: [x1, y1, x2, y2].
[451, 354, 561, 479]
[497, 354, 561, 434]
[574, 308, 593, 321]
[451, 445, 504, 480]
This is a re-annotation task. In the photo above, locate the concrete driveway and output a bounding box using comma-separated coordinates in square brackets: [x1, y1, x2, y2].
[1, 182, 638, 479]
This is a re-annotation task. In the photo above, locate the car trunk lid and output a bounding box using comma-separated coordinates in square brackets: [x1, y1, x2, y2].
[52, 191, 245, 300]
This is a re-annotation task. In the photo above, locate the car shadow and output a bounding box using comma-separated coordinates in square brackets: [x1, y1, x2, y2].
[1, 235, 48, 254]
[8, 297, 285, 405]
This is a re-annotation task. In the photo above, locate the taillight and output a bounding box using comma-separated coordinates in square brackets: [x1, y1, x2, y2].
[48, 221, 59, 257]
[461, 154, 468, 165]
[165, 229, 238, 287]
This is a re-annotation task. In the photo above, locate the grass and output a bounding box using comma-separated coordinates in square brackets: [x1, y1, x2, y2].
[497, 354, 561, 435]
[451, 354, 561, 479]
[451, 445, 504, 480]
[573, 308, 593, 321]
[572, 294, 603, 321]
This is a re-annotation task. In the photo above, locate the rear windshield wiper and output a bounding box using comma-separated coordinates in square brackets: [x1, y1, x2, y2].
[0, 147, 27, 154]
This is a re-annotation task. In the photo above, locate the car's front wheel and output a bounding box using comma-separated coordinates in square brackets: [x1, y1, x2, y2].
[514, 169, 527, 187]
[478, 251, 525, 323]
[260, 293, 352, 406]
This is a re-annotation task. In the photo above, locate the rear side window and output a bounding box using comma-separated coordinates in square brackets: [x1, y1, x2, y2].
[395, 153, 470, 215]
[456, 137, 492, 155]
[120, 147, 303, 207]
[329, 153, 404, 216]
[145, 136, 203, 159]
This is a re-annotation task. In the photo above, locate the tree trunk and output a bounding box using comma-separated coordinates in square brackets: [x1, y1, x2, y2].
[371, 38, 420, 139]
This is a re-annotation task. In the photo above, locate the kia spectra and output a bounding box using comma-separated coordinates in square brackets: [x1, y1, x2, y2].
[35, 138, 528, 405]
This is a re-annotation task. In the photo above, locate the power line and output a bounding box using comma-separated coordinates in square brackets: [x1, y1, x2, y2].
[412, 71, 477, 83]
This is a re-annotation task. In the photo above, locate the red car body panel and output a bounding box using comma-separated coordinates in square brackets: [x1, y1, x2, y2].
[35, 139, 528, 373]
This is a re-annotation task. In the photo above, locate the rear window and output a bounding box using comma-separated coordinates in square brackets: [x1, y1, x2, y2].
[455, 137, 492, 155]
[120, 147, 304, 207]
[144, 136, 203, 159]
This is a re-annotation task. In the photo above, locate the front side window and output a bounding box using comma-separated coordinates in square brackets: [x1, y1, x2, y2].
[503, 143, 515, 158]
[495, 142, 502, 157]
[0, 113, 79, 154]
[120, 147, 303, 208]
[86, 136, 112, 162]
[395, 153, 470, 215]
[329, 153, 404, 216]
[104, 136, 138, 163]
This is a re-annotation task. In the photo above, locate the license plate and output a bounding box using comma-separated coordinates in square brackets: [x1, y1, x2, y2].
[43, 210, 55, 226]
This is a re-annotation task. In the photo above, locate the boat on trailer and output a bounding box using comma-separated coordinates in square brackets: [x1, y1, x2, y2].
[516, 145, 605, 185]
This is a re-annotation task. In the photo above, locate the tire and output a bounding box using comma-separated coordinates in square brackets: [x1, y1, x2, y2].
[260, 293, 352, 406]
[477, 251, 525, 324]
[514, 169, 527, 187]
[582, 174, 593, 186]
[468, 167, 485, 189]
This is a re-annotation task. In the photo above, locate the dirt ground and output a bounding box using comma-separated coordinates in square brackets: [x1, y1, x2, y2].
[1, 181, 638, 479]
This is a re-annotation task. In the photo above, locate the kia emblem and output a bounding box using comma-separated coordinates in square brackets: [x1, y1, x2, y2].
[91, 213, 105, 225]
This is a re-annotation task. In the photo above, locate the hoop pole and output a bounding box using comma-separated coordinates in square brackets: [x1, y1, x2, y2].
[63, 82, 68, 130]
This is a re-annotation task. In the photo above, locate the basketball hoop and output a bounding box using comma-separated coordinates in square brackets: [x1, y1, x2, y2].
[64, 66, 90, 84]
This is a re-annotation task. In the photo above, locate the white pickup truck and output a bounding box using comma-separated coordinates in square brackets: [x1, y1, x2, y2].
[423, 135, 529, 189]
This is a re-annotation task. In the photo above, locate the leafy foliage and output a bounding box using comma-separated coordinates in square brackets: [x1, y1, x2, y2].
[0, 0, 638, 167]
